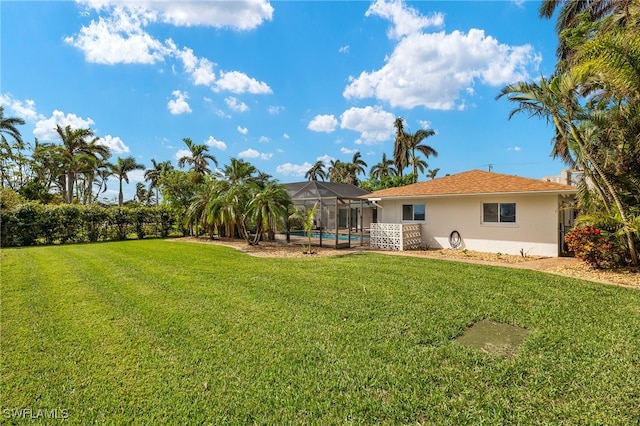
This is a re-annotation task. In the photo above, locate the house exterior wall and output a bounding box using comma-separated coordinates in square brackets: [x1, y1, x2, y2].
[375, 193, 562, 257]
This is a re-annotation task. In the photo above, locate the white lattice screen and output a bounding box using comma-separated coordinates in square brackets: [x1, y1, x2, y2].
[370, 223, 422, 251]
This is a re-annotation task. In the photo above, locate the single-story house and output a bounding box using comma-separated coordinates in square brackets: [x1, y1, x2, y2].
[363, 170, 578, 257]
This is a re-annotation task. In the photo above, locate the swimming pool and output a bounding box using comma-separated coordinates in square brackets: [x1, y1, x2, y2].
[289, 231, 369, 241]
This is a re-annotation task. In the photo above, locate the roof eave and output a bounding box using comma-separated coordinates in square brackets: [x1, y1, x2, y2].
[364, 189, 578, 200]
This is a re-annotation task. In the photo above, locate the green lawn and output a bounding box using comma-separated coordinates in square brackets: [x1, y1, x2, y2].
[1, 240, 639, 424]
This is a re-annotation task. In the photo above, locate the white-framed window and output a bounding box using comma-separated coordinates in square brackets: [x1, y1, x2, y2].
[402, 203, 425, 221]
[482, 202, 516, 223]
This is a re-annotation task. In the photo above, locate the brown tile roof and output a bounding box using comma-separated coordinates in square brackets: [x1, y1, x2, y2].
[365, 170, 577, 199]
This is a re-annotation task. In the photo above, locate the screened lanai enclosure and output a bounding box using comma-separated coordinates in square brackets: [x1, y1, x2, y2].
[282, 181, 374, 248]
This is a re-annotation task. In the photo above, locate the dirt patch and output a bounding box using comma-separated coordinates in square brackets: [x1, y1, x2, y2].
[455, 319, 530, 357]
[172, 237, 639, 289]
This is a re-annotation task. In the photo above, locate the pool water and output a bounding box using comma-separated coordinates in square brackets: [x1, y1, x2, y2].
[289, 231, 369, 241]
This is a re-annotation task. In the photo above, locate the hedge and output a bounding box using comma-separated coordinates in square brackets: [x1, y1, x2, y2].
[1, 204, 177, 247]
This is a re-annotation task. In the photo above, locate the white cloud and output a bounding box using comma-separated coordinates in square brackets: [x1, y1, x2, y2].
[237, 126, 248, 135]
[418, 119, 432, 129]
[167, 90, 192, 115]
[215, 109, 231, 119]
[345, 0, 541, 110]
[99, 135, 130, 154]
[258, 136, 270, 143]
[340, 147, 357, 154]
[308, 114, 338, 133]
[508, 146, 522, 152]
[283, 133, 290, 139]
[0, 94, 41, 122]
[215, 71, 272, 94]
[176, 47, 216, 86]
[205, 136, 227, 151]
[78, 0, 273, 30]
[340, 106, 396, 144]
[33, 110, 95, 141]
[317, 154, 335, 164]
[65, 6, 169, 65]
[366, 0, 444, 39]
[68, 2, 273, 98]
[239, 148, 272, 160]
[276, 162, 312, 177]
[127, 169, 145, 182]
[339, 45, 350, 54]
[174, 148, 191, 161]
[225, 96, 249, 112]
[268, 105, 284, 115]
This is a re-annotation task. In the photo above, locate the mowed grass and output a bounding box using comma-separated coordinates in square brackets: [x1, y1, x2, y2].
[1, 240, 639, 424]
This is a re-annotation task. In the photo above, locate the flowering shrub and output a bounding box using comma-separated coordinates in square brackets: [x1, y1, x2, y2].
[565, 225, 625, 269]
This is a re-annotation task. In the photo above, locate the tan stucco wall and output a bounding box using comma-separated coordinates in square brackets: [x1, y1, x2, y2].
[375, 193, 563, 257]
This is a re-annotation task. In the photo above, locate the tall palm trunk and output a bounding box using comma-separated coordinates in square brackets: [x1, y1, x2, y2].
[118, 178, 124, 207]
[66, 171, 74, 203]
[567, 120, 638, 265]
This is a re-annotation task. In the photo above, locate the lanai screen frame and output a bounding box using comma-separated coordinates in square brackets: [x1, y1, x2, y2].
[284, 181, 373, 248]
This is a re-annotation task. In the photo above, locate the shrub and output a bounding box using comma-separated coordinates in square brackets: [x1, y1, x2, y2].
[55, 204, 82, 243]
[1, 207, 17, 247]
[565, 225, 626, 269]
[132, 206, 150, 239]
[82, 205, 109, 242]
[13, 202, 44, 246]
[40, 206, 61, 245]
[157, 206, 173, 238]
[109, 208, 130, 241]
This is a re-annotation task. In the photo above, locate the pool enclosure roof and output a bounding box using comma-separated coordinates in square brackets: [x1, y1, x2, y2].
[284, 181, 370, 203]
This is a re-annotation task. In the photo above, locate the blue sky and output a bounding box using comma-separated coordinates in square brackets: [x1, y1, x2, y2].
[1, 0, 566, 202]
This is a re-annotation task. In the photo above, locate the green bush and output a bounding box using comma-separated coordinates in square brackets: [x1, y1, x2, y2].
[1, 207, 17, 247]
[55, 204, 82, 243]
[82, 205, 109, 242]
[13, 202, 44, 246]
[132, 206, 151, 239]
[40, 205, 61, 245]
[157, 206, 173, 238]
[109, 208, 131, 241]
[0, 203, 174, 247]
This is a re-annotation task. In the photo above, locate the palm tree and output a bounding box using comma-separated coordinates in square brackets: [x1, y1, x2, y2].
[145, 159, 174, 205]
[0, 106, 26, 189]
[196, 158, 260, 241]
[0, 106, 24, 145]
[135, 182, 152, 205]
[393, 117, 438, 177]
[220, 157, 257, 186]
[370, 153, 397, 179]
[539, 0, 631, 62]
[392, 117, 409, 177]
[31, 140, 65, 193]
[246, 181, 292, 244]
[408, 155, 429, 176]
[350, 151, 368, 180]
[305, 160, 327, 181]
[497, 74, 638, 265]
[328, 159, 356, 184]
[289, 202, 318, 254]
[177, 138, 217, 182]
[406, 128, 437, 177]
[76, 155, 110, 204]
[55, 124, 110, 203]
[110, 156, 145, 207]
[427, 168, 440, 180]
